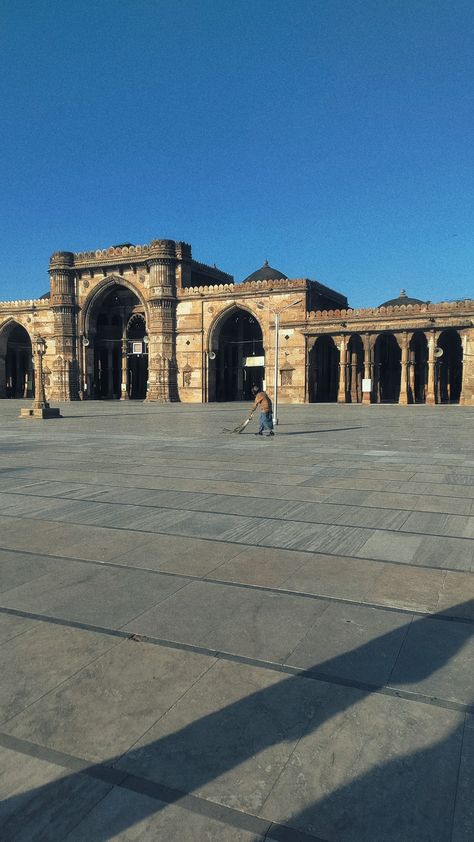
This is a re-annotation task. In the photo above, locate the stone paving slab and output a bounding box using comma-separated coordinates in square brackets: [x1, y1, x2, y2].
[260, 688, 463, 842]
[0, 621, 118, 725]
[0, 563, 191, 628]
[3, 638, 215, 762]
[0, 744, 113, 842]
[1, 400, 474, 841]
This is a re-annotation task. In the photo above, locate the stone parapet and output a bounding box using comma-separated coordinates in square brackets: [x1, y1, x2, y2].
[178, 277, 309, 297]
[307, 299, 474, 322]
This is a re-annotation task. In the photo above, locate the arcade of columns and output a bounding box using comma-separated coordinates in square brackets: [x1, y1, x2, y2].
[0, 238, 473, 406]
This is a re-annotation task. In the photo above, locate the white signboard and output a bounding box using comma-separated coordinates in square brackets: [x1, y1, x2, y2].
[244, 356, 265, 368]
[362, 378, 372, 393]
[132, 342, 143, 355]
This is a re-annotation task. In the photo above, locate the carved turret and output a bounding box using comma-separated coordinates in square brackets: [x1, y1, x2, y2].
[146, 240, 179, 401]
[48, 251, 79, 400]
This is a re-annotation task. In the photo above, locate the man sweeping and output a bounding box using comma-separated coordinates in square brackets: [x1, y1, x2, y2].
[251, 385, 274, 437]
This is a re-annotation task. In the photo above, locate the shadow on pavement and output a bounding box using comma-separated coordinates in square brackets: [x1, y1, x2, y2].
[1, 601, 473, 841]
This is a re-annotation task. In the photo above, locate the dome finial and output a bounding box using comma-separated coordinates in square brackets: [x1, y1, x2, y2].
[399, 288, 407, 298]
[264, 259, 269, 267]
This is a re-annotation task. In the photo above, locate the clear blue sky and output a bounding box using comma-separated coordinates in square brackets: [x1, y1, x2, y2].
[1, 0, 473, 307]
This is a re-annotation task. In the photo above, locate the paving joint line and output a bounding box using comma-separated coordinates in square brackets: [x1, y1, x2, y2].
[0, 605, 472, 715]
[0, 730, 324, 842]
[4, 492, 474, 543]
[1, 544, 474, 623]
[8, 482, 474, 521]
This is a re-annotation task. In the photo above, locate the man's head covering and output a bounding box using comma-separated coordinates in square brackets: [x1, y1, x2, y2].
[251, 385, 260, 395]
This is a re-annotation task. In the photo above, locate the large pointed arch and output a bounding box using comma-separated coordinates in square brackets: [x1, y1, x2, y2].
[80, 276, 149, 335]
[80, 277, 148, 400]
[207, 304, 266, 401]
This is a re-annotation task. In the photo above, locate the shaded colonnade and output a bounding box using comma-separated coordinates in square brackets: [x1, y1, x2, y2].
[0, 322, 34, 399]
[346, 334, 364, 403]
[308, 335, 340, 402]
[408, 331, 428, 404]
[373, 333, 401, 403]
[436, 329, 463, 404]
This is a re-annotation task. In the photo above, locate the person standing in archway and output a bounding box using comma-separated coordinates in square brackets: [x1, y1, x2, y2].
[251, 385, 274, 436]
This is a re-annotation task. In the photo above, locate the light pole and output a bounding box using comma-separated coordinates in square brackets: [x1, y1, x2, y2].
[20, 336, 61, 419]
[258, 299, 302, 426]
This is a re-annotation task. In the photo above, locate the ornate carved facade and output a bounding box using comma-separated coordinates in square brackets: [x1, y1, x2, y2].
[1, 238, 473, 405]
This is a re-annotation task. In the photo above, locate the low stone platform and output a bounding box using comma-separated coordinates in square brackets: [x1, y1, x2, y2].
[0, 399, 473, 841]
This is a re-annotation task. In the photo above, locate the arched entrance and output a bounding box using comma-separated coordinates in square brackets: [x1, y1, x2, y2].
[408, 332, 428, 404]
[373, 334, 401, 403]
[126, 314, 148, 399]
[437, 329, 463, 403]
[85, 284, 148, 400]
[346, 334, 364, 403]
[0, 322, 34, 399]
[209, 307, 264, 401]
[309, 336, 339, 402]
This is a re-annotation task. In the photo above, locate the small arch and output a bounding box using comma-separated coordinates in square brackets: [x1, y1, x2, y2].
[408, 331, 428, 404]
[309, 335, 340, 402]
[373, 333, 401, 403]
[346, 334, 364, 403]
[0, 320, 34, 399]
[436, 329, 463, 403]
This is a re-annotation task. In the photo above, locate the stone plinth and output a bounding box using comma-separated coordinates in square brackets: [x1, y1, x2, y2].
[20, 404, 62, 419]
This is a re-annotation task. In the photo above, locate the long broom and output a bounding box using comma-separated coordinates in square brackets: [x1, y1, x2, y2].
[223, 410, 254, 434]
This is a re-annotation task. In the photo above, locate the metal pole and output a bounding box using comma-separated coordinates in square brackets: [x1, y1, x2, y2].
[274, 311, 279, 425]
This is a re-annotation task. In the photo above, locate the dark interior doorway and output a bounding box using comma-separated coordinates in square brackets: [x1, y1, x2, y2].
[210, 309, 264, 401]
[309, 336, 339, 402]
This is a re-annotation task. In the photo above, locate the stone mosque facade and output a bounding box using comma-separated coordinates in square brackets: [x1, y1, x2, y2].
[1, 237, 473, 406]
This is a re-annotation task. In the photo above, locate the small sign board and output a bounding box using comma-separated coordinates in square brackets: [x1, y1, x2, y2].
[362, 378, 372, 393]
[132, 342, 143, 355]
[244, 356, 265, 368]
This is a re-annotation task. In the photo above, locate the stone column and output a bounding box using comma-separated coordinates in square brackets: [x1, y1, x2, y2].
[48, 251, 79, 400]
[15, 350, 22, 397]
[362, 334, 372, 404]
[350, 352, 358, 402]
[337, 335, 347, 403]
[26, 355, 34, 398]
[398, 333, 408, 405]
[426, 331, 437, 405]
[121, 339, 129, 399]
[146, 240, 179, 401]
[0, 354, 6, 398]
[408, 351, 415, 402]
[107, 348, 114, 398]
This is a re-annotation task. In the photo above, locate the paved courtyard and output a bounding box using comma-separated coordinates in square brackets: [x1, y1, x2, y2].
[0, 398, 473, 841]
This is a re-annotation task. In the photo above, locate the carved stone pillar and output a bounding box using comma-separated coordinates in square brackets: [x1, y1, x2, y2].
[146, 240, 179, 401]
[398, 333, 408, 405]
[107, 348, 114, 398]
[48, 251, 79, 400]
[337, 335, 348, 403]
[121, 339, 129, 399]
[0, 354, 6, 398]
[362, 334, 372, 404]
[426, 331, 437, 405]
[15, 350, 22, 397]
[408, 351, 415, 402]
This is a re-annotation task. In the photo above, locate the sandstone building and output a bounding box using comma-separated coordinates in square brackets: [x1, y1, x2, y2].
[1, 238, 473, 405]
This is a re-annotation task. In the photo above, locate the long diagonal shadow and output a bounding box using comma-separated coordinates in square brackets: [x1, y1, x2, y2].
[1, 601, 473, 840]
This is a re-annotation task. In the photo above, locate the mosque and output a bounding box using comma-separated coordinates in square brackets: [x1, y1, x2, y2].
[1, 237, 473, 405]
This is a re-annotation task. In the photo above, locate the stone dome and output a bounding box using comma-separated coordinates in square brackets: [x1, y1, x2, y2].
[242, 260, 288, 283]
[379, 289, 425, 308]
